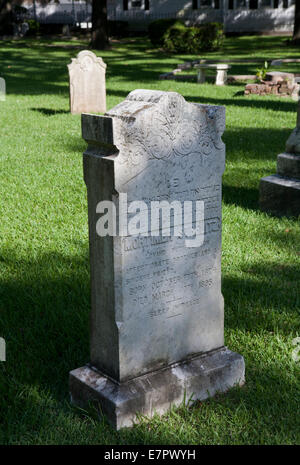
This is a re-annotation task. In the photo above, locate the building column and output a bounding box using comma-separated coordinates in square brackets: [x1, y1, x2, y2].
[222, 0, 228, 34]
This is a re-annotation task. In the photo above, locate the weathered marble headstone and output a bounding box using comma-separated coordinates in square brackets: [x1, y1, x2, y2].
[0, 77, 5, 102]
[265, 71, 295, 84]
[260, 97, 300, 216]
[69, 90, 245, 429]
[68, 50, 106, 114]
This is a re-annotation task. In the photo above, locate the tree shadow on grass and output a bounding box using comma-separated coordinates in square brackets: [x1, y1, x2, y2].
[0, 45, 71, 95]
[31, 107, 70, 116]
[185, 94, 297, 113]
[220, 126, 291, 211]
[106, 88, 132, 99]
[0, 246, 90, 394]
[222, 262, 300, 335]
[224, 127, 291, 162]
[1, 35, 298, 99]
[0, 233, 299, 443]
[233, 89, 245, 96]
[0, 40, 169, 96]
[59, 134, 86, 153]
[222, 185, 259, 211]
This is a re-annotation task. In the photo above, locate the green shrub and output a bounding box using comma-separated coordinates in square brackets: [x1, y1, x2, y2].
[163, 22, 224, 53]
[148, 18, 183, 46]
[27, 19, 40, 36]
[163, 22, 189, 53]
[201, 22, 224, 50]
[255, 61, 268, 81]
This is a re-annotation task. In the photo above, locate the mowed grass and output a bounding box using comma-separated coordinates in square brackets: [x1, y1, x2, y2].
[0, 35, 299, 445]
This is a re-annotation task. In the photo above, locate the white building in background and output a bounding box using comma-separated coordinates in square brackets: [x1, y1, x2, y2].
[107, 0, 295, 34]
[22, 1, 92, 25]
[21, 0, 295, 34]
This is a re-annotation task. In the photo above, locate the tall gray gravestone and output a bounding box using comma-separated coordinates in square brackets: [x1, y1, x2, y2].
[260, 98, 300, 216]
[70, 90, 245, 430]
[68, 50, 106, 114]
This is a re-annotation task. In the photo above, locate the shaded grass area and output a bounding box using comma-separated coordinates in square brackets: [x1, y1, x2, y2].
[0, 35, 299, 445]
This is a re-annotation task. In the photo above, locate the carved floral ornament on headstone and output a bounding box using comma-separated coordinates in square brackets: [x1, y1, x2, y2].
[111, 91, 225, 169]
[69, 50, 106, 73]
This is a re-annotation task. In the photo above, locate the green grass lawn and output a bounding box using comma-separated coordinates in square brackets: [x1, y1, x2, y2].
[0, 35, 299, 445]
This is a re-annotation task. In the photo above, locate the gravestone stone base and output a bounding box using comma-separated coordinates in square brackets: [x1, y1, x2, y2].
[260, 98, 300, 217]
[277, 153, 300, 179]
[259, 174, 300, 217]
[70, 347, 245, 430]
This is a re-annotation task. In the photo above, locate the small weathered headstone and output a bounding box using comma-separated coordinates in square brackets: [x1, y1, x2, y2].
[265, 71, 295, 84]
[70, 90, 245, 430]
[68, 50, 106, 114]
[0, 77, 6, 101]
[260, 97, 300, 216]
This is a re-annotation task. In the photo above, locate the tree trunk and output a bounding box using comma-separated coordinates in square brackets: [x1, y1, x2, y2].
[293, 0, 300, 42]
[91, 0, 109, 50]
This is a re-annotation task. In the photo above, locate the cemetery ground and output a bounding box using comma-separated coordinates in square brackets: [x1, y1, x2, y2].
[0, 35, 299, 445]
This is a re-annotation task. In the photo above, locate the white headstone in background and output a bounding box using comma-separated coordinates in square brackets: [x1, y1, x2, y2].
[0, 78, 6, 102]
[68, 50, 106, 114]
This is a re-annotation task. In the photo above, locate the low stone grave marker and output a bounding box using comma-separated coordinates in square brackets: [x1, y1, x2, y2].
[260, 97, 300, 216]
[271, 58, 300, 66]
[245, 71, 299, 100]
[69, 89, 245, 429]
[0, 77, 6, 101]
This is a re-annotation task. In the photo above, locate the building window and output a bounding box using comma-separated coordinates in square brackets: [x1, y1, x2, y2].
[214, 0, 220, 9]
[228, 0, 234, 9]
[260, 0, 271, 6]
[131, 0, 142, 7]
[123, 0, 128, 10]
[236, 0, 246, 7]
[282, 0, 288, 7]
[249, 0, 258, 9]
[200, 0, 212, 6]
[274, 0, 279, 7]
[145, 0, 150, 10]
[193, 0, 198, 9]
